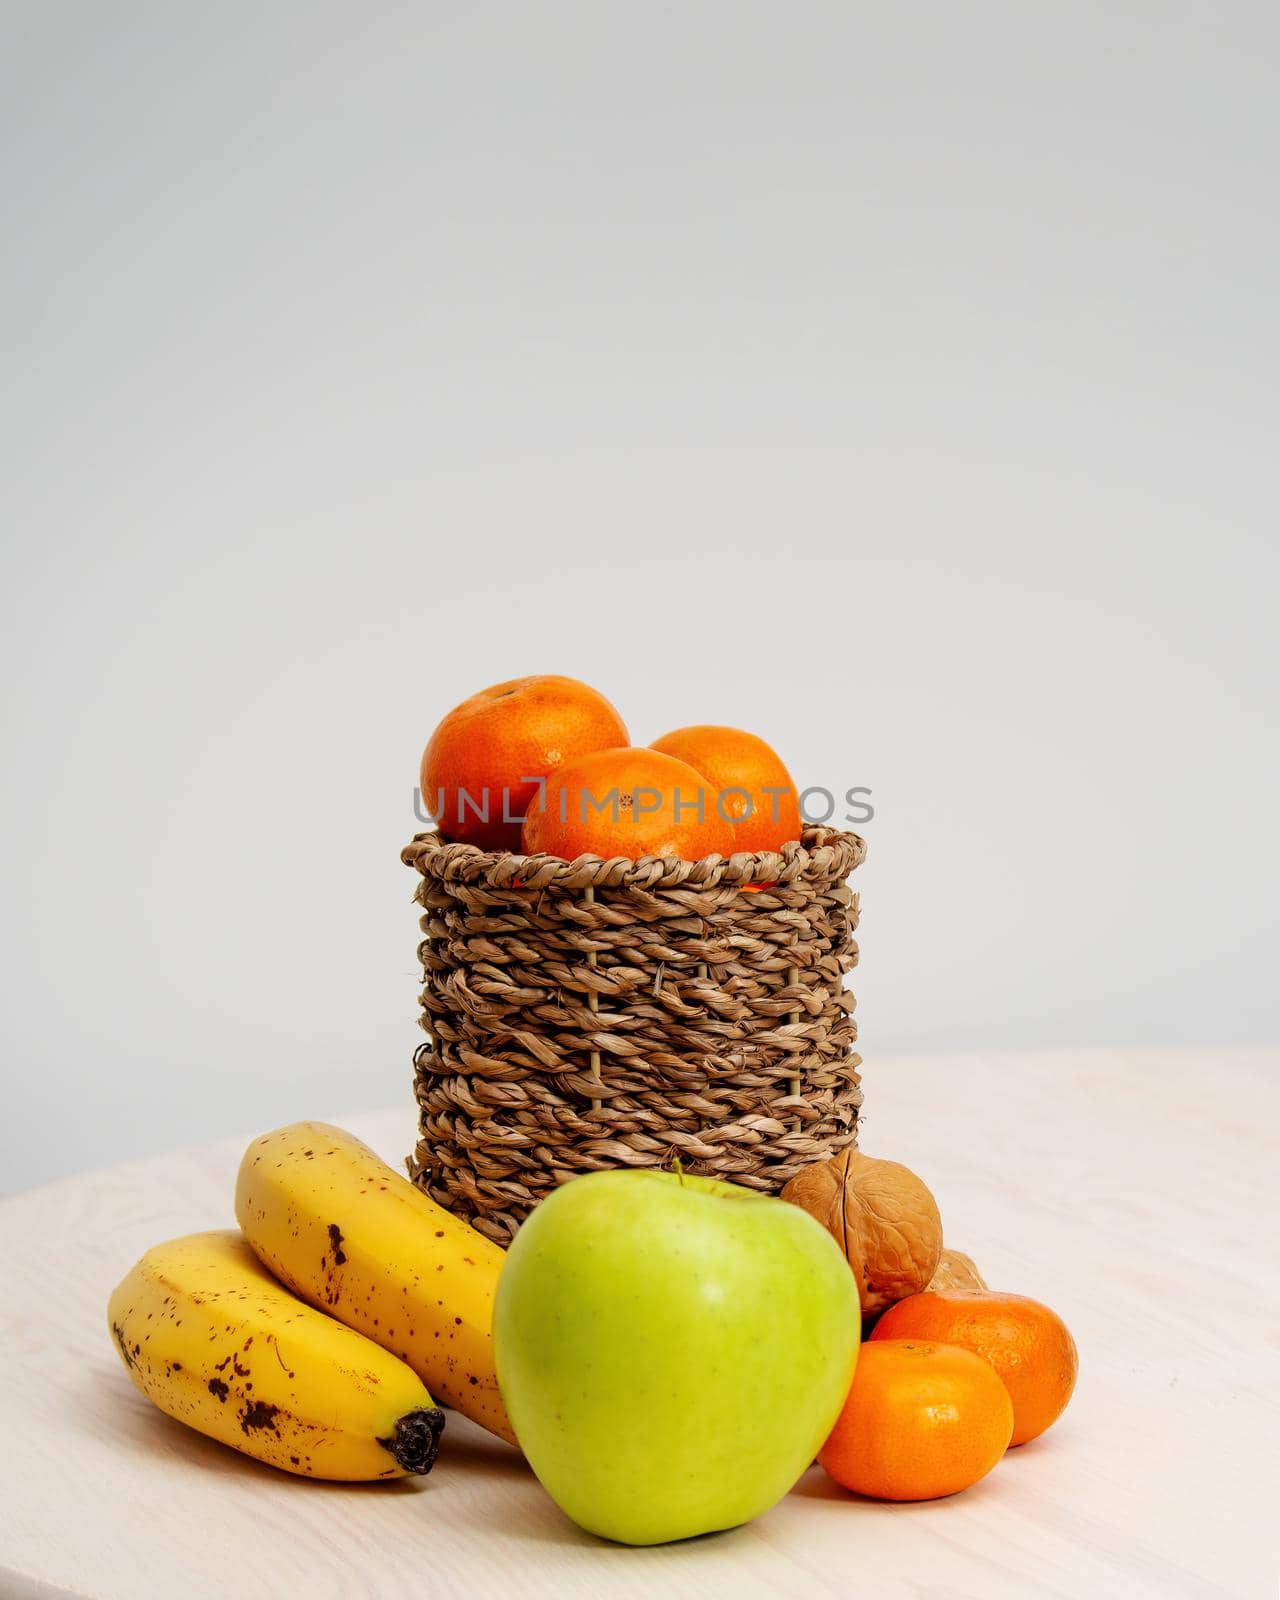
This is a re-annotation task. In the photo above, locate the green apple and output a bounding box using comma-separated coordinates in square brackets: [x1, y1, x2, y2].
[493, 1168, 860, 1545]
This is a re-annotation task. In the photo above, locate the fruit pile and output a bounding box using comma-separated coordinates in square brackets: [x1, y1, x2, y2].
[418, 673, 803, 859]
[110, 1121, 1076, 1541]
[782, 1147, 1077, 1501]
[110, 1125, 513, 1482]
[108, 675, 1076, 1544]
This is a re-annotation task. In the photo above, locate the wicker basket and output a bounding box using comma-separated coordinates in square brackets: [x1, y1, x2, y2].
[401, 825, 866, 1243]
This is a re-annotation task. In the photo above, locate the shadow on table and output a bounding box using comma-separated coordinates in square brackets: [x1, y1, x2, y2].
[790, 1457, 1028, 1511]
[76, 1363, 663, 1552]
[439, 1485, 759, 1555]
[69, 1360, 520, 1498]
[83, 1363, 986, 1552]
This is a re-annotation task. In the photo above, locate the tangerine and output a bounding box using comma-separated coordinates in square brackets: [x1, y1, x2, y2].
[819, 1339, 1014, 1501]
[649, 725, 802, 853]
[421, 675, 627, 851]
[872, 1291, 1078, 1446]
[521, 747, 733, 862]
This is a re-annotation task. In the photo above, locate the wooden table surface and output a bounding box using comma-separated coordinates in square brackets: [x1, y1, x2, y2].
[1, 1049, 1276, 1599]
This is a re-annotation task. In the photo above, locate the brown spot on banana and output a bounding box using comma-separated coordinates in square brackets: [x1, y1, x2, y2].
[238, 1400, 282, 1435]
[111, 1322, 136, 1370]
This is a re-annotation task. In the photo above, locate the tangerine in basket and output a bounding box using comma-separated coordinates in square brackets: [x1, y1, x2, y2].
[521, 747, 734, 862]
[421, 675, 627, 852]
[649, 725, 802, 854]
[871, 1291, 1078, 1446]
[819, 1339, 1014, 1501]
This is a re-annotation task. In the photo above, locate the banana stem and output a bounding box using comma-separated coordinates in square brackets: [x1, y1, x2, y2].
[380, 1407, 446, 1474]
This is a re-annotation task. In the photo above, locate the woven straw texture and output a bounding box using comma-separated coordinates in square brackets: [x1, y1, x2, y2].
[402, 825, 866, 1244]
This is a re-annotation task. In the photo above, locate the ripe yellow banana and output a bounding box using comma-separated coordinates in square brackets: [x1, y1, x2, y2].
[236, 1121, 516, 1447]
[108, 1229, 445, 1480]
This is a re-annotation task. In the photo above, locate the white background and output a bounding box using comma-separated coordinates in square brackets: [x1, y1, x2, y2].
[2, 2, 1276, 1194]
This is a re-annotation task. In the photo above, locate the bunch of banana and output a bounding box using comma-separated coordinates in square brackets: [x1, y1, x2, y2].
[235, 1121, 515, 1446]
[108, 1230, 445, 1480]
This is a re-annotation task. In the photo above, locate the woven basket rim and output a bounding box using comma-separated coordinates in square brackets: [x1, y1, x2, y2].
[401, 823, 865, 890]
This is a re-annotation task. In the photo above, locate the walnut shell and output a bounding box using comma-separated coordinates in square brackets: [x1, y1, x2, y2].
[781, 1149, 943, 1317]
[927, 1248, 988, 1294]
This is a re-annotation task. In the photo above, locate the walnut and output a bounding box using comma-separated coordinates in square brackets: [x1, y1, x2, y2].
[781, 1149, 943, 1317]
[927, 1248, 988, 1294]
